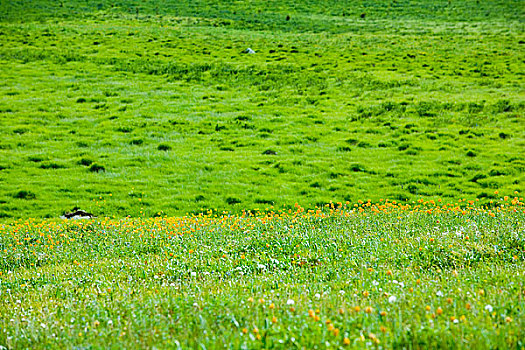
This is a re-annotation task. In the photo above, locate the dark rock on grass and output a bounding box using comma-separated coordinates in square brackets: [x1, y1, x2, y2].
[60, 209, 95, 220]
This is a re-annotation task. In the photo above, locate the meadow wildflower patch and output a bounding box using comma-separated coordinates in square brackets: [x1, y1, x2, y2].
[0, 197, 523, 348]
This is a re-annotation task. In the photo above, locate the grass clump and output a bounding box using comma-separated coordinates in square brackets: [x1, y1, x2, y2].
[88, 163, 105, 173]
[78, 157, 94, 166]
[157, 143, 171, 151]
[12, 190, 36, 199]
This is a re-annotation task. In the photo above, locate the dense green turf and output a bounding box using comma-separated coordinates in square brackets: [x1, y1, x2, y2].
[0, 203, 524, 348]
[0, 0, 524, 218]
[0, 3, 524, 347]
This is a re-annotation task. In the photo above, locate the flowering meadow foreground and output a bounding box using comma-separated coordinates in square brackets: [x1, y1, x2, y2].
[0, 197, 524, 349]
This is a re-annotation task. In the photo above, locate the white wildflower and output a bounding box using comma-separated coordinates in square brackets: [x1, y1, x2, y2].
[388, 295, 397, 303]
[286, 299, 295, 305]
[436, 291, 444, 297]
[485, 305, 493, 313]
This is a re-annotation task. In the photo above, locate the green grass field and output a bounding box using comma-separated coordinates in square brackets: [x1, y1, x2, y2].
[1, 1, 524, 349]
[0, 0, 523, 219]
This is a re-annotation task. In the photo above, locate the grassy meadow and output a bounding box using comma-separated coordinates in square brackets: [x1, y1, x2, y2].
[0, 0, 523, 218]
[0, 1, 524, 349]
